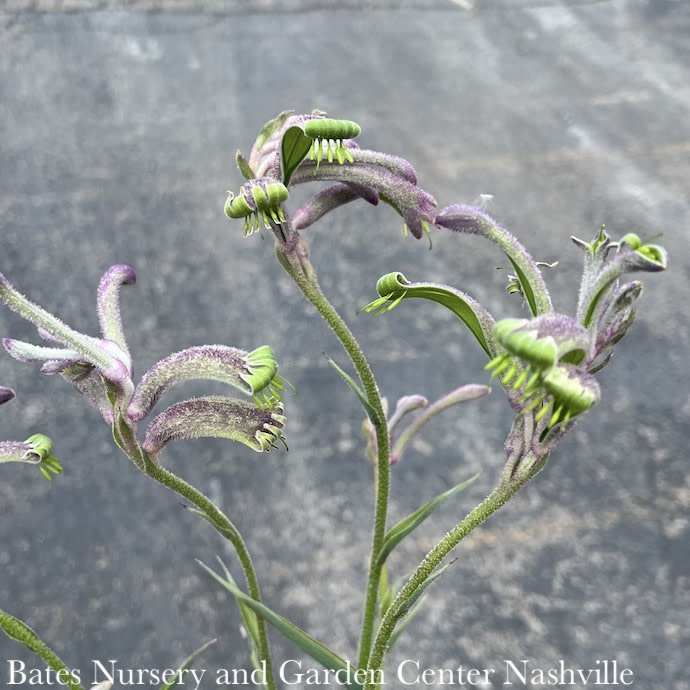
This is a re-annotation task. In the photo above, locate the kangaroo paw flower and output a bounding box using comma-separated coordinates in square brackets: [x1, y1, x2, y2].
[227, 111, 437, 241]
[0, 433, 63, 480]
[127, 344, 283, 421]
[225, 178, 289, 237]
[0, 268, 135, 410]
[142, 396, 286, 454]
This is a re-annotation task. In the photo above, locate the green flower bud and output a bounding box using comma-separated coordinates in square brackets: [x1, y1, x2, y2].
[225, 180, 289, 237]
[303, 117, 361, 166]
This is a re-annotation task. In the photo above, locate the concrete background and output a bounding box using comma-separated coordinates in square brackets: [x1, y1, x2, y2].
[1, 1, 689, 688]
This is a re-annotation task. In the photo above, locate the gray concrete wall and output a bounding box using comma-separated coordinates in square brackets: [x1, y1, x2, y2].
[1, 1, 688, 688]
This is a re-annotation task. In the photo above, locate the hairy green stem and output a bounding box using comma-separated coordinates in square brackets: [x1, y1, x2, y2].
[364, 479, 525, 688]
[142, 457, 277, 690]
[109, 419, 275, 690]
[275, 240, 391, 668]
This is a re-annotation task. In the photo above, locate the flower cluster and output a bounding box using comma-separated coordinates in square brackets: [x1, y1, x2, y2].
[0, 266, 287, 470]
[366, 207, 667, 478]
[226, 111, 667, 480]
[225, 110, 438, 245]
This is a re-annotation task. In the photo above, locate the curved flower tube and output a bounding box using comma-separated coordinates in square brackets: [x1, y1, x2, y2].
[127, 345, 283, 422]
[435, 204, 553, 316]
[143, 396, 286, 455]
[0, 268, 134, 401]
[0, 432, 63, 480]
[0, 266, 288, 464]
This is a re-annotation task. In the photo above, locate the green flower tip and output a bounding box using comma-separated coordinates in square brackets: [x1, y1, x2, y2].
[142, 396, 287, 455]
[244, 345, 293, 409]
[24, 434, 63, 481]
[515, 363, 600, 433]
[619, 233, 667, 269]
[225, 179, 289, 236]
[491, 318, 559, 370]
[303, 117, 361, 166]
[486, 316, 598, 432]
[572, 225, 609, 256]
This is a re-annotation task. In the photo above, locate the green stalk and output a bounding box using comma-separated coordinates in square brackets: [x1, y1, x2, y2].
[364, 479, 526, 689]
[142, 457, 277, 690]
[275, 240, 391, 669]
[114, 414, 277, 690]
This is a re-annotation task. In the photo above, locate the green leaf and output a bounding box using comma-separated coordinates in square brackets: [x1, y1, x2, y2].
[394, 560, 455, 620]
[0, 608, 84, 690]
[253, 110, 293, 153]
[183, 505, 236, 541]
[215, 561, 262, 665]
[280, 126, 313, 185]
[324, 355, 380, 425]
[236, 150, 255, 181]
[378, 564, 393, 618]
[158, 639, 216, 690]
[363, 272, 496, 358]
[198, 560, 364, 690]
[507, 256, 538, 316]
[386, 593, 427, 651]
[377, 475, 478, 567]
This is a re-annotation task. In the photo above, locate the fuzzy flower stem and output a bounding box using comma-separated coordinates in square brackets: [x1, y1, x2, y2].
[118, 424, 277, 690]
[436, 207, 553, 316]
[364, 478, 526, 688]
[0, 608, 83, 690]
[274, 237, 390, 669]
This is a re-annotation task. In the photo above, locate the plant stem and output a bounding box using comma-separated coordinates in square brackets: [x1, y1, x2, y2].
[364, 479, 525, 689]
[275, 240, 391, 668]
[141, 456, 277, 690]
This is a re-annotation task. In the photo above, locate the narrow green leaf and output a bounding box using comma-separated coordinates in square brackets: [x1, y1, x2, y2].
[394, 560, 455, 620]
[386, 593, 427, 651]
[158, 639, 216, 690]
[236, 150, 255, 181]
[378, 564, 393, 618]
[507, 256, 538, 316]
[582, 276, 617, 328]
[216, 561, 262, 657]
[183, 505, 237, 543]
[280, 126, 313, 185]
[198, 561, 363, 690]
[0, 608, 84, 690]
[377, 475, 478, 567]
[324, 355, 380, 425]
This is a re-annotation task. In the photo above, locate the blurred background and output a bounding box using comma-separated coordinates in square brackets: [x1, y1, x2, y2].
[1, 1, 688, 688]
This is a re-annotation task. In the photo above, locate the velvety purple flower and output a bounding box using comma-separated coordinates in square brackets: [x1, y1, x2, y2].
[486, 314, 601, 433]
[127, 344, 283, 422]
[142, 396, 286, 455]
[291, 158, 437, 239]
[0, 266, 288, 459]
[1, 266, 135, 420]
